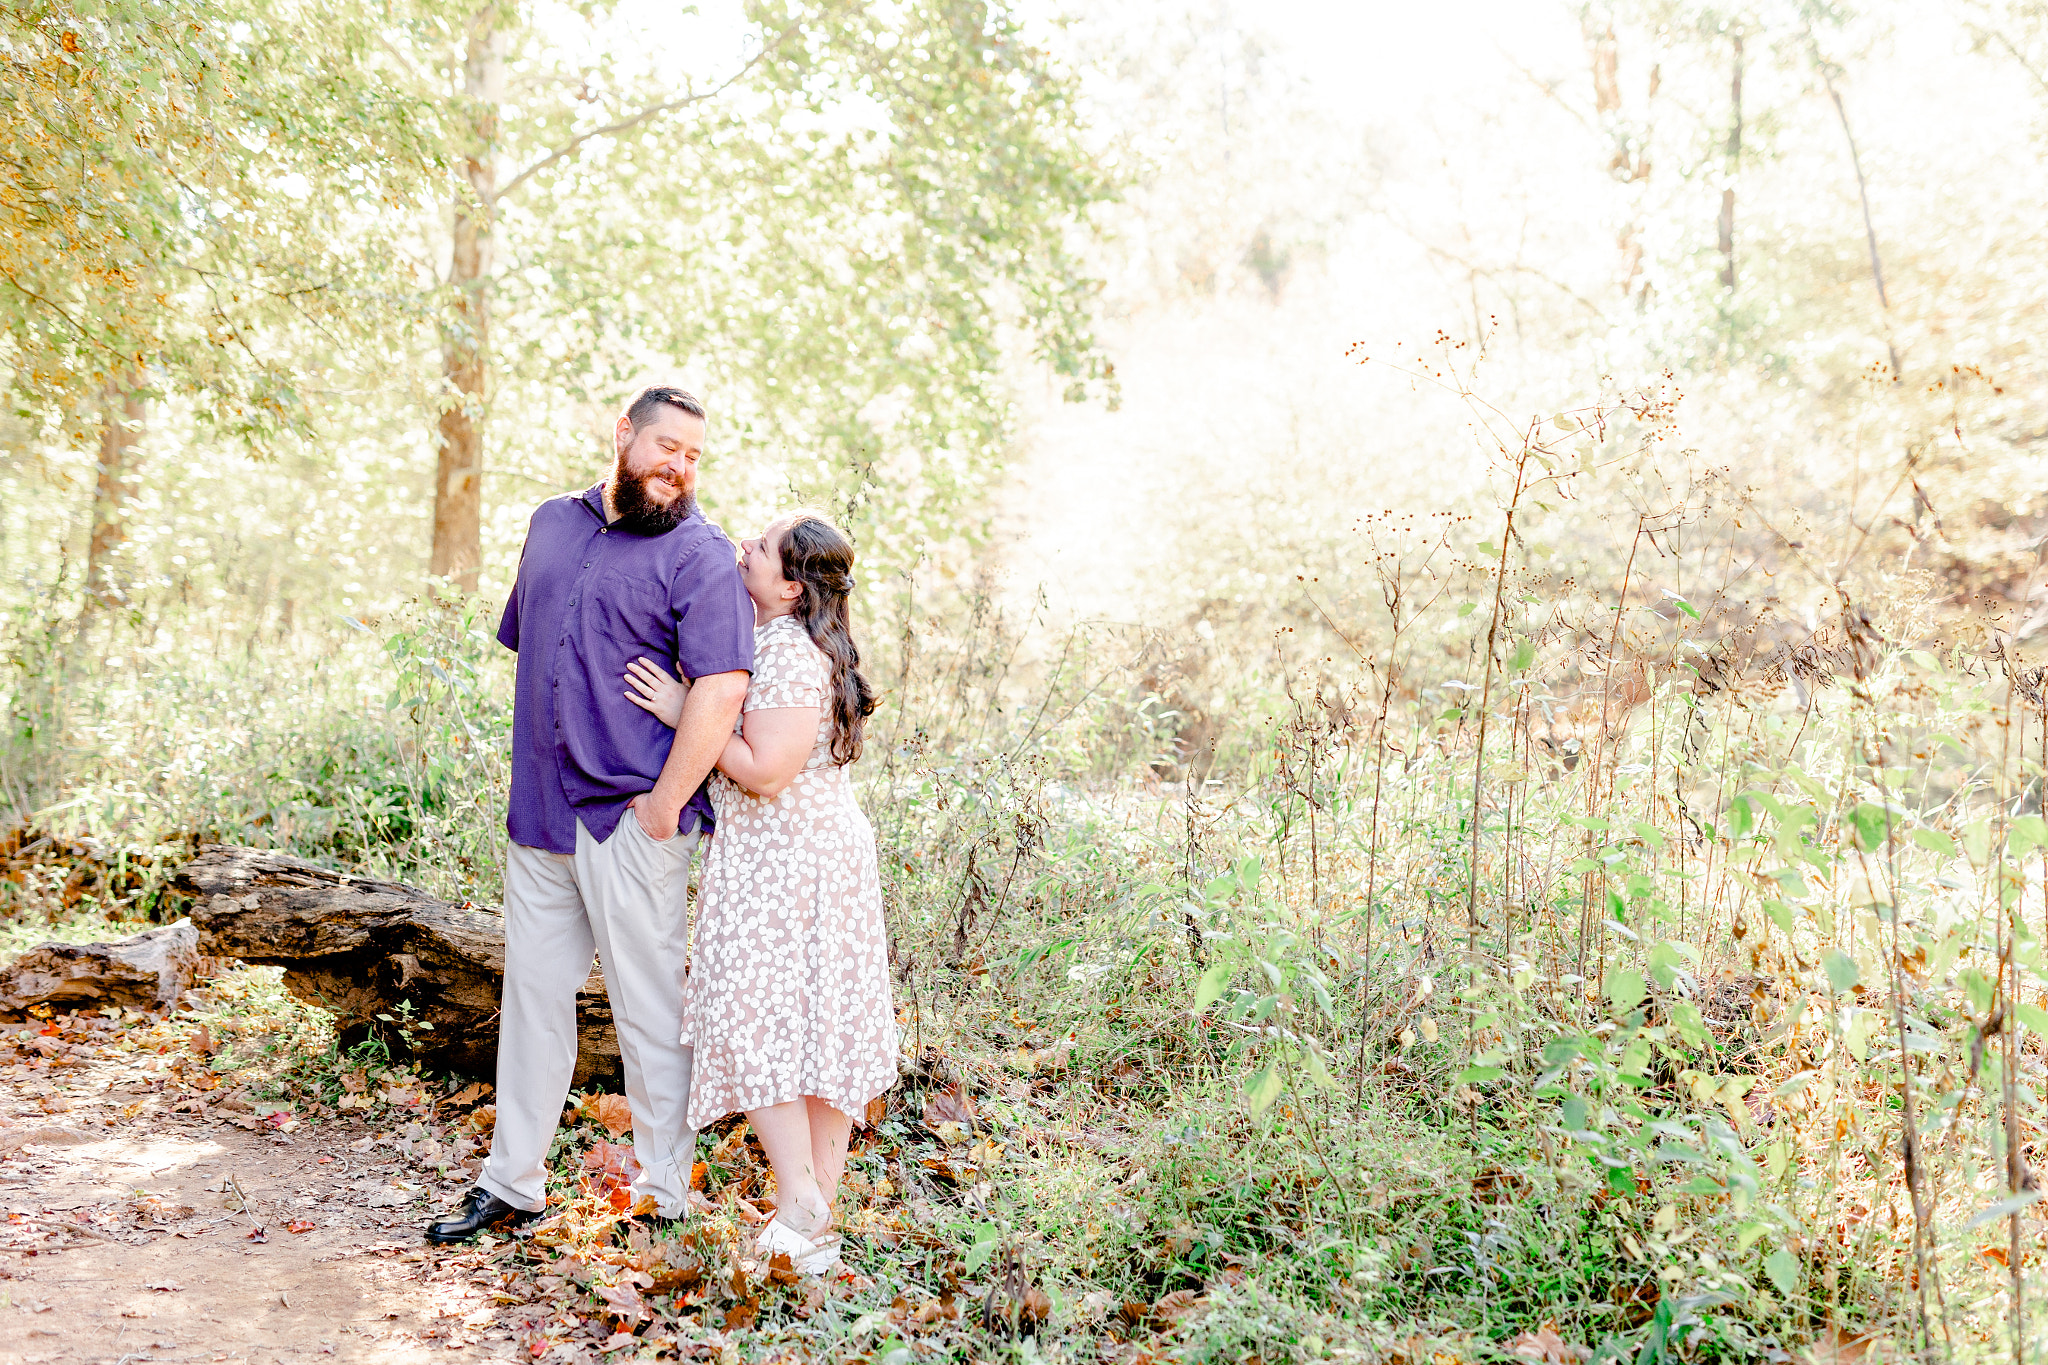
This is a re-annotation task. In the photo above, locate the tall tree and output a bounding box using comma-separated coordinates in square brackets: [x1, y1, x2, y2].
[390, 0, 1115, 591]
[0, 0, 438, 598]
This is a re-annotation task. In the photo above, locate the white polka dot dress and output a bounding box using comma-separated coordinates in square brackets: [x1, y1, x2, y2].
[683, 615, 898, 1130]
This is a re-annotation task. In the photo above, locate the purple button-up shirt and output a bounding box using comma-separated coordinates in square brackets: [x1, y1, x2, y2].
[498, 485, 754, 854]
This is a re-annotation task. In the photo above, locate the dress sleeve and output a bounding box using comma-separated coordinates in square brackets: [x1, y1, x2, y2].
[745, 628, 830, 712]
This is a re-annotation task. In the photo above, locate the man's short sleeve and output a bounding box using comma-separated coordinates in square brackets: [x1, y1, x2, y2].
[671, 538, 755, 680]
[497, 578, 521, 651]
[497, 529, 530, 651]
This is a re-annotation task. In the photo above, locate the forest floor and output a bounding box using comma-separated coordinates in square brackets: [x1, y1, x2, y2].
[1, 1010, 524, 1365]
[0, 957, 1173, 1365]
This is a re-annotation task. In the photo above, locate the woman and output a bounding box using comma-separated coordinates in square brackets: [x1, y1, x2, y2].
[624, 510, 896, 1273]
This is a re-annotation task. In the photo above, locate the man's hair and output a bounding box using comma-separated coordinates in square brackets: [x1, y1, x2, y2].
[622, 384, 705, 434]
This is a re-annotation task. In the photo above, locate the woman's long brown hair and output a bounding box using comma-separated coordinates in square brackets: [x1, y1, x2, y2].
[777, 511, 877, 765]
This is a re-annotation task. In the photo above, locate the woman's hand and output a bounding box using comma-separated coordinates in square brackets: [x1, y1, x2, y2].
[624, 657, 690, 729]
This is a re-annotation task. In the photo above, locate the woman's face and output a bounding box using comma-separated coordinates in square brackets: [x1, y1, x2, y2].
[739, 516, 798, 612]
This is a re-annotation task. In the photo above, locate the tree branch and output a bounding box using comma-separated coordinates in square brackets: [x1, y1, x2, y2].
[493, 19, 804, 202]
[1, 275, 119, 353]
[1810, 37, 1902, 380]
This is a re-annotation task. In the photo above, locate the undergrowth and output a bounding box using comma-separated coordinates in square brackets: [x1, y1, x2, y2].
[3, 364, 2046, 1364]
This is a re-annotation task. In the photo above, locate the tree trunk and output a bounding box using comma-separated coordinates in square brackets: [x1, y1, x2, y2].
[1718, 36, 1742, 292]
[86, 375, 145, 606]
[429, 8, 505, 594]
[174, 844, 623, 1086]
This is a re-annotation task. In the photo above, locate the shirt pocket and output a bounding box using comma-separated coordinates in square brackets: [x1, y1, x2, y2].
[588, 571, 674, 654]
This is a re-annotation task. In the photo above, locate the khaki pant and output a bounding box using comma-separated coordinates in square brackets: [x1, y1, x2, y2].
[478, 815, 698, 1217]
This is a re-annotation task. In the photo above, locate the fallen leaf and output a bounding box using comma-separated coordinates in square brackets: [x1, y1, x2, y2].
[765, 1251, 801, 1287]
[442, 1082, 486, 1110]
[646, 1261, 702, 1295]
[723, 1297, 759, 1331]
[144, 1281, 183, 1293]
[1508, 1323, 1586, 1365]
[599, 1331, 639, 1353]
[247, 1226, 268, 1243]
[465, 1105, 496, 1137]
[596, 1281, 645, 1325]
[1807, 1328, 1876, 1365]
[285, 1220, 317, 1234]
[922, 1085, 977, 1131]
[864, 1094, 888, 1127]
[580, 1093, 635, 1139]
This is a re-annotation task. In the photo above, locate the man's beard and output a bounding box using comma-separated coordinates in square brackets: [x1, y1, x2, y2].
[611, 462, 696, 535]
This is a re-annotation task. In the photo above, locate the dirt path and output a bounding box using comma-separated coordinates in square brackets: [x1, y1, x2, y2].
[2, 1023, 512, 1365]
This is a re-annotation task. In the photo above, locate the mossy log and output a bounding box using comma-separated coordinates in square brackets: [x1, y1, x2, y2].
[172, 845, 620, 1086]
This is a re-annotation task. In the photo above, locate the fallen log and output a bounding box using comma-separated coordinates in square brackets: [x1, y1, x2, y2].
[172, 845, 620, 1086]
[0, 920, 201, 1015]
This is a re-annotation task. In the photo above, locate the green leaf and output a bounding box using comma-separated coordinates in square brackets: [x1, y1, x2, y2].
[1961, 969, 1994, 1014]
[1607, 969, 1647, 1015]
[1244, 1065, 1284, 1115]
[1455, 1065, 1506, 1083]
[1964, 819, 1994, 869]
[1821, 950, 1860, 995]
[1847, 803, 1890, 852]
[1509, 637, 1536, 673]
[1764, 1248, 1800, 1296]
[1457, 601, 1478, 618]
[962, 1221, 1000, 1273]
[2016, 1002, 2048, 1036]
[1672, 598, 1701, 620]
[1726, 795, 1755, 841]
[1648, 941, 1688, 991]
[1668, 999, 1709, 1047]
[1963, 1189, 2045, 1232]
[1193, 959, 1232, 1011]
[1763, 900, 1796, 938]
[1477, 541, 1501, 558]
[2012, 816, 2048, 859]
[1561, 1096, 1589, 1130]
[1911, 828, 1956, 857]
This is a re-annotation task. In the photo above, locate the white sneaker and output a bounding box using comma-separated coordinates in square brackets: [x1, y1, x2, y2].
[755, 1216, 840, 1275]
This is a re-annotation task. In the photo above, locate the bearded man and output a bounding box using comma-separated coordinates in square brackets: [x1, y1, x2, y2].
[427, 385, 752, 1243]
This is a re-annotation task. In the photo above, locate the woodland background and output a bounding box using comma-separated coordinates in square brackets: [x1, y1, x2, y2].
[6, 0, 2048, 1362]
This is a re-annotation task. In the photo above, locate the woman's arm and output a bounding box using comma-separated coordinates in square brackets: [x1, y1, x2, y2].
[716, 712, 819, 794]
[630, 651, 821, 798]
[716, 706, 819, 798]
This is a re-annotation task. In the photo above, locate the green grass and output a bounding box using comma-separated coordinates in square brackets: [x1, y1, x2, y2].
[5, 551, 2048, 1364]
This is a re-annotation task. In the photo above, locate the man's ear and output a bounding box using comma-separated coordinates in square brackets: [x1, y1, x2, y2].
[613, 414, 634, 458]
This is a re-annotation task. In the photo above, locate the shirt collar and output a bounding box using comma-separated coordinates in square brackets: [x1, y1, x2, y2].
[579, 483, 608, 524]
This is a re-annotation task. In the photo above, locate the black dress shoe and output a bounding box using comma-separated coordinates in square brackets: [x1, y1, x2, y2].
[425, 1186, 540, 1244]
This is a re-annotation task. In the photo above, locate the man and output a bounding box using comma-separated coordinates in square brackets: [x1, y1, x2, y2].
[426, 385, 752, 1243]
